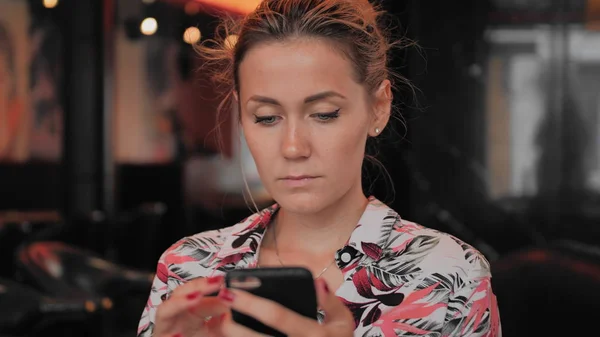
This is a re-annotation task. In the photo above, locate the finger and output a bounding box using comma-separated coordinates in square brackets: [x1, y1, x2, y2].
[188, 297, 229, 319]
[204, 311, 227, 330]
[155, 290, 204, 323]
[219, 288, 321, 336]
[156, 276, 224, 321]
[169, 275, 225, 301]
[315, 279, 353, 327]
[219, 312, 271, 337]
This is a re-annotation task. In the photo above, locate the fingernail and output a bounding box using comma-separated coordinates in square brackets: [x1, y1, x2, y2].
[186, 291, 201, 300]
[207, 275, 224, 284]
[218, 288, 235, 302]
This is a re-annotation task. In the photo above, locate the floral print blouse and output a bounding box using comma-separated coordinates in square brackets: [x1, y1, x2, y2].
[138, 197, 501, 336]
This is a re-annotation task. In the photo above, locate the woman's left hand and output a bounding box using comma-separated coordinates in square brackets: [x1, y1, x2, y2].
[219, 278, 354, 337]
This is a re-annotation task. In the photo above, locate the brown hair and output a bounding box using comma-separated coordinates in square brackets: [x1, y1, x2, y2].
[196, 0, 417, 203]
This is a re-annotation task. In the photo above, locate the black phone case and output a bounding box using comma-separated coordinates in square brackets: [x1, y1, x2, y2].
[225, 267, 318, 337]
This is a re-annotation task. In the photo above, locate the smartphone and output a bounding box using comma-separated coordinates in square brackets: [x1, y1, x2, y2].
[225, 267, 318, 337]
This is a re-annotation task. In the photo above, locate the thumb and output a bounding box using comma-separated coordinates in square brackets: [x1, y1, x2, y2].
[315, 279, 353, 325]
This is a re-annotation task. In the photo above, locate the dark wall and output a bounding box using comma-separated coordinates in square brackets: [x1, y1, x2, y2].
[385, 0, 538, 256]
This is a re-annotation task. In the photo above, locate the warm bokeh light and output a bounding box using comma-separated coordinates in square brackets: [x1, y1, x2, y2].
[183, 27, 201, 44]
[140, 17, 158, 36]
[42, 0, 59, 9]
[185, 2, 201, 15]
[224, 34, 239, 49]
[142, 0, 156, 4]
[193, 0, 261, 15]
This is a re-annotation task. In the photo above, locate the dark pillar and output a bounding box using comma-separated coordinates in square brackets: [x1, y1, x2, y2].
[63, 0, 115, 224]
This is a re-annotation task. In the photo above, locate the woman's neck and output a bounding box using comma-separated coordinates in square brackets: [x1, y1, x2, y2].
[270, 190, 369, 254]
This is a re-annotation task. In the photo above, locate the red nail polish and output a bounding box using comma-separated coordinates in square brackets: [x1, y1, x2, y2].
[207, 275, 224, 284]
[186, 291, 201, 300]
[218, 288, 235, 302]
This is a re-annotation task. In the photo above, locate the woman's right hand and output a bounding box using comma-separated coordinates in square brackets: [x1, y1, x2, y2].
[154, 275, 229, 337]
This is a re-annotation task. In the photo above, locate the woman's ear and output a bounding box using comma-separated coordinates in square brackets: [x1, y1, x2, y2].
[368, 79, 392, 137]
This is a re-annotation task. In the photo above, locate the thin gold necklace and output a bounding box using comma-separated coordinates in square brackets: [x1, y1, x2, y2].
[259, 220, 337, 280]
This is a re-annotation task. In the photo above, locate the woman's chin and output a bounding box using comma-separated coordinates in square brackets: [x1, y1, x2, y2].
[273, 191, 326, 214]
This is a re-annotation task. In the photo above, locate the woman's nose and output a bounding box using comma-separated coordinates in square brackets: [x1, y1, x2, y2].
[280, 124, 311, 160]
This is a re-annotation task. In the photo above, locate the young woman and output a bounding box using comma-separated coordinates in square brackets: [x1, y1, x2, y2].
[138, 0, 501, 336]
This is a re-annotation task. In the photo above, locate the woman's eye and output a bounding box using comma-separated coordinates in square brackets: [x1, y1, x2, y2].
[314, 109, 341, 122]
[254, 115, 280, 125]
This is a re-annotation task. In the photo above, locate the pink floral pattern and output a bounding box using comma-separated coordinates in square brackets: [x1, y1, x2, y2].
[138, 197, 501, 336]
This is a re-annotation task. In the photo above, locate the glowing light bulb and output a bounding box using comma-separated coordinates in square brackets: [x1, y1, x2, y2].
[43, 0, 59, 9]
[183, 27, 201, 44]
[140, 17, 158, 36]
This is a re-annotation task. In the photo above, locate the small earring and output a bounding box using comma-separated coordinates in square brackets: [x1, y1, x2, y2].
[375, 127, 380, 134]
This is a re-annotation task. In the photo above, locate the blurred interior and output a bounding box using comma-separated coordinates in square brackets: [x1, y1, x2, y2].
[1, 0, 600, 336]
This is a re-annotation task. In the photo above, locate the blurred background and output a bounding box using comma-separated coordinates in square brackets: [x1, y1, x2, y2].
[1, 0, 599, 336]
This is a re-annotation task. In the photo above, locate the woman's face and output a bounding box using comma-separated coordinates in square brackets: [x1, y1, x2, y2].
[238, 39, 390, 214]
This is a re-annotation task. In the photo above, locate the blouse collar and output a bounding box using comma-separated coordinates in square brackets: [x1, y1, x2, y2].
[216, 196, 400, 264]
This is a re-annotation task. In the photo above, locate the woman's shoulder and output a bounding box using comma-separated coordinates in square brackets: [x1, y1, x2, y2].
[158, 210, 265, 267]
[365, 198, 491, 279]
[382, 214, 492, 283]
